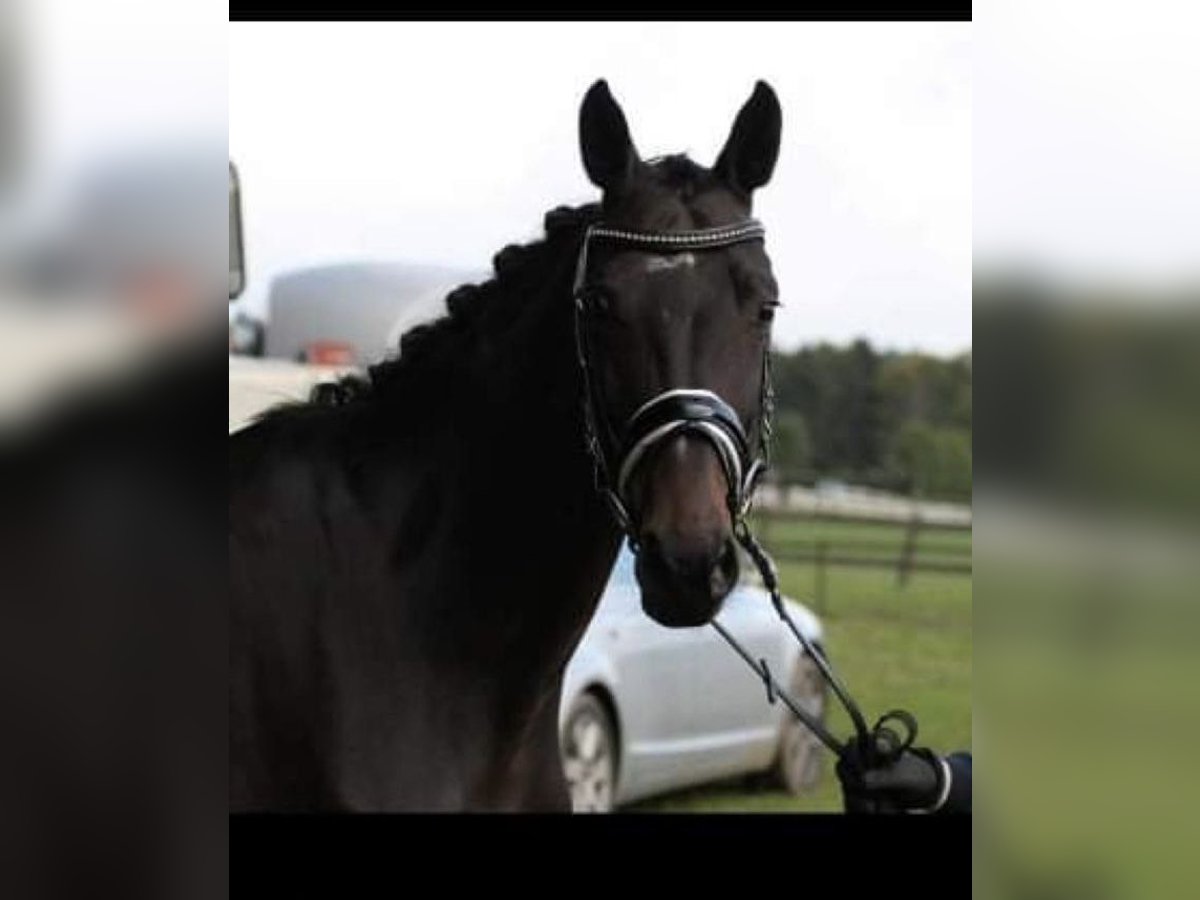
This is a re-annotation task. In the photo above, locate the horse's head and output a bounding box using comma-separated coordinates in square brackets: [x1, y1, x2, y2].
[576, 80, 782, 628]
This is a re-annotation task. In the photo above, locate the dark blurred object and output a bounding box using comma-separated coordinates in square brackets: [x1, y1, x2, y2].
[229, 162, 244, 302]
[228, 312, 264, 357]
[0, 328, 225, 900]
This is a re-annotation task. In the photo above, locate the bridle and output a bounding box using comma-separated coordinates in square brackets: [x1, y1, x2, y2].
[572, 218, 773, 539]
[571, 217, 920, 801]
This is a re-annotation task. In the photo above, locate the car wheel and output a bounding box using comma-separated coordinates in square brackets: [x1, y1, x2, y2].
[774, 652, 827, 794]
[562, 692, 618, 813]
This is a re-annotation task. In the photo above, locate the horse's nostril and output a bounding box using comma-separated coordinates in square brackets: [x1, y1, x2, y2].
[710, 540, 739, 597]
[637, 532, 737, 598]
[723, 540, 739, 578]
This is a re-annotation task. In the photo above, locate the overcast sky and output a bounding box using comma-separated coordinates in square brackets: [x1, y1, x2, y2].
[975, 0, 1200, 291]
[11, 0, 224, 226]
[12, 9, 1199, 355]
[230, 22, 972, 356]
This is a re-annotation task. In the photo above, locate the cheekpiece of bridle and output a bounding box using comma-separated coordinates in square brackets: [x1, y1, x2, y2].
[572, 217, 921, 807]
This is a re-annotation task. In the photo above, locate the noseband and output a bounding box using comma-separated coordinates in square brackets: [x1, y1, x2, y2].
[571, 218, 772, 540]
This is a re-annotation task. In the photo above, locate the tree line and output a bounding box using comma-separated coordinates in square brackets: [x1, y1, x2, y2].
[768, 339, 971, 502]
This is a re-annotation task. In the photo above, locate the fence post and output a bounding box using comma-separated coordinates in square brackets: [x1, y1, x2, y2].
[897, 514, 920, 588]
[815, 538, 827, 614]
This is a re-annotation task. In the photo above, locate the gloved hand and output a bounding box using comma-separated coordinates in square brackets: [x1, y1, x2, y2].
[836, 740, 948, 814]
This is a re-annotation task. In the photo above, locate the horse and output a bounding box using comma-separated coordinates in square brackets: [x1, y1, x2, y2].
[229, 79, 783, 811]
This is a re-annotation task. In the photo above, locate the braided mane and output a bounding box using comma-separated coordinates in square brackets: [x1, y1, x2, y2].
[305, 203, 601, 408]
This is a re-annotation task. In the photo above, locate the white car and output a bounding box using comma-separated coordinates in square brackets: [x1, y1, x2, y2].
[560, 543, 829, 812]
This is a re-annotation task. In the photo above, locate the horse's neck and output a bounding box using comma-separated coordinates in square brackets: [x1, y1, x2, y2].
[443, 260, 621, 677]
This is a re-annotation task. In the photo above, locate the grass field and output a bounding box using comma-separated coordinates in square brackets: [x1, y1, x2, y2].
[755, 514, 974, 559]
[628, 517, 972, 812]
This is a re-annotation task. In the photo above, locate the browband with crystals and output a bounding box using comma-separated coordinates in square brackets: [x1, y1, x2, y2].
[572, 219, 765, 299]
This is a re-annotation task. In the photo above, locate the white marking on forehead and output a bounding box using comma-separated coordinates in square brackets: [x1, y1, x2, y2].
[643, 252, 696, 274]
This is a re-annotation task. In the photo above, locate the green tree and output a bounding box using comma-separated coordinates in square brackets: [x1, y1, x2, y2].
[770, 340, 971, 500]
[889, 421, 972, 500]
[769, 410, 813, 483]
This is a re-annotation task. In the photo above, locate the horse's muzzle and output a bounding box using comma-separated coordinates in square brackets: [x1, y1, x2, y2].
[635, 531, 740, 627]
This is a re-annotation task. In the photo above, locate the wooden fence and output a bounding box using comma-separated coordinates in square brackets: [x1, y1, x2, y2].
[751, 507, 972, 612]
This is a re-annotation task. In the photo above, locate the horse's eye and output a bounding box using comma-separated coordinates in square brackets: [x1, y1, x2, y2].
[758, 303, 778, 324]
[586, 287, 615, 319]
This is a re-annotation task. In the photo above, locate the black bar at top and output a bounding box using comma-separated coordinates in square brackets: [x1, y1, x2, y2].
[231, 5, 972, 23]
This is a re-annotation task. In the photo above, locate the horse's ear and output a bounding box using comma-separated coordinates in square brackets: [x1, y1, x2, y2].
[579, 80, 639, 192]
[714, 81, 782, 196]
